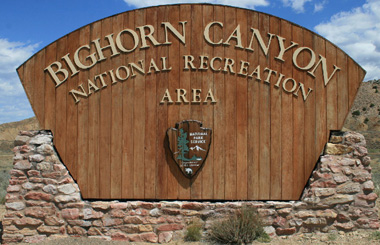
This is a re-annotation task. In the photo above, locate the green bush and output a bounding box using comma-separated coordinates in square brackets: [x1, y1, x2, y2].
[364, 118, 369, 124]
[352, 110, 361, 116]
[327, 233, 337, 241]
[0, 170, 10, 204]
[185, 221, 203, 242]
[369, 231, 380, 240]
[363, 107, 367, 111]
[370, 103, 375, 108]
[207, 205, 269, 244]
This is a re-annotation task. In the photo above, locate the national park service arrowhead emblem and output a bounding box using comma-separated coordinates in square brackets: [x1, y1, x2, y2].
[167, 120, 212, 178]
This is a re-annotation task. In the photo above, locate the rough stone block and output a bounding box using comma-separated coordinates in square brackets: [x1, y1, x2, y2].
[14, 160, 32, 170]
[159, 231, 173, 243]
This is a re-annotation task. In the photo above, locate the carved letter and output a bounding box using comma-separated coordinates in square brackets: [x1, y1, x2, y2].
[162, 21, 187, 45]
[293, 47, 316, 70]
[92, 34, 120, 62]
[176, 89, 189, 103]
[129, 60, 145, 77]
[293, 82, 313, 101]
[223, 25, 243, 49]
[204, 21, 223, 45]
[74, 45, 97, 69]
[282, 78, 297, 93]
[160, 89, 173, 104]
[116, 29, 139, 53]
[275, 35, 298, 62]
[61, 54, 79, 76]
[136, 25, 161, 49]
[69, 84, 88, 103]
[307, 55, 341, 86]
[44, 61, 69, 87]
[116, 66, 130, 81]
[192, 89, 202, 103]
[204, 89, 217, 103]
[183, 55, 196, 70]
[246, 28, 275, 56]
[210, 57, 222, 71]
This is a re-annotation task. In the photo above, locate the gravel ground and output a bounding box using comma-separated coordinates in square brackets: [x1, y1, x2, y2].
[7, 230, 380, 245]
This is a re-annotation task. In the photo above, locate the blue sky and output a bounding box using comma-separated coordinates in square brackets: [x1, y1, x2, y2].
[0, 0, 378, 124]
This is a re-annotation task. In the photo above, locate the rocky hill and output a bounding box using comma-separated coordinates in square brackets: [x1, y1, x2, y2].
[344, 80, 380, 150]
[0, 117, 40, 155]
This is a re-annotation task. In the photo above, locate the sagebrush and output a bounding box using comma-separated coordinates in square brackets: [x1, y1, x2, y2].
[0, 170, 10, 205]
[207, 205, 269, 244]
[185, 221, 203, 242]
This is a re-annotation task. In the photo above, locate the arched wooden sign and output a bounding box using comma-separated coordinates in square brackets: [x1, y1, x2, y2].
[17, 4, 365, 200]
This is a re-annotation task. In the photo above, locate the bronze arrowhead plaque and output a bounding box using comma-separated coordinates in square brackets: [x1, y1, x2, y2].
[167, 120, 212, 178]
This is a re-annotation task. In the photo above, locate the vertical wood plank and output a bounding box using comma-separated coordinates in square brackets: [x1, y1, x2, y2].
[280, 20, 293, 199]
[269, 16, 282, 200]
[190, 4, 203, 199]
[156, 6, 169, 199]
[144, 7, 158, 199]
[110, 14, 123, 199]
[55, 37, 67, 174]
[213, 5, 226, 199]
[258, 13, 270, 200]
[98, 18, 112, 199]
[65, 31, 79, 182]
[166, 5, 181, 199]
[22, 58, 35, 110]
[121, 11, 135, 199]
[33, 50, 45, 128]
[326, 43, 338, 134]
[303, 30, 317, 183]
[224, 6, 237, 200]
[88, 22, 101, 198]
[247, 11, 260, 200]
[291, 25, 305, 198]
[133, 9, 146, 199]
[200, 4, 215, 200]
[337, 52, 348, 129]
[77, 26, 90, 198]
[178, 4, 192, 199]
[44, 43, 57, 133]
[236, 8, 248, 200]
[314, 36, 327, 159]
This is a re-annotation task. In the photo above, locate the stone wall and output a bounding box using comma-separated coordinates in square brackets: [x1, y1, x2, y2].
[1, 130, 379, 243]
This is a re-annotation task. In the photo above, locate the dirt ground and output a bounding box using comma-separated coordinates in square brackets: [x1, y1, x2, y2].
[4, 230, 380, 244]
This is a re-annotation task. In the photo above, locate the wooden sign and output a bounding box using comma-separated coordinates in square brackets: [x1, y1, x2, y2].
[17, 4, 365, 200]
[167, 120, 212, 178]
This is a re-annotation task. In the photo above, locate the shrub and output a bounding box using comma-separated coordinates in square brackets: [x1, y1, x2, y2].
[363, 107, 367, 111]
[0, 170, 10, 204]
[369, 231, 380, 240]
[327, 233, 337, 241]
[352, 110, 360, 116]
[370, 103, 375, 108]
[207, 205, 269, 244]
[185, 221, 203, 242]
[364, 118, 369, 124]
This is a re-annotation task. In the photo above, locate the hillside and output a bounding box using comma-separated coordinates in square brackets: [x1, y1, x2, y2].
[0, 117, 40, 155]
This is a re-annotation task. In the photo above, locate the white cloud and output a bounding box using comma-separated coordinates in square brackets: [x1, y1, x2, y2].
[123, 0, 269, 9]
[0, 39, 38, 123]
[314, 0, 327, 13]
[315, 0, 380, 80]
[281, 0, 312, 13]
